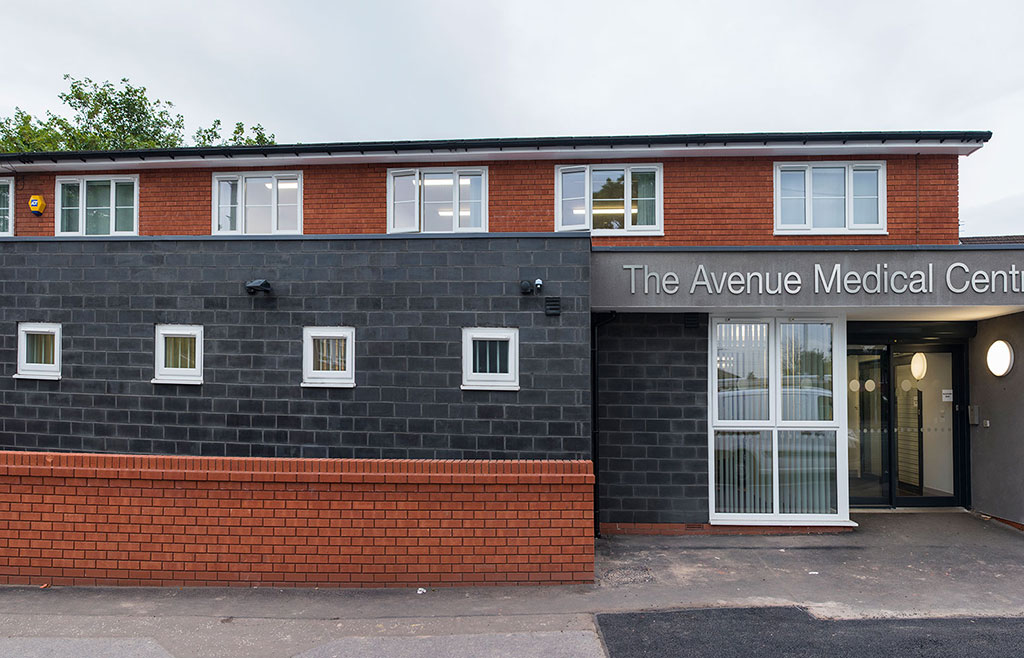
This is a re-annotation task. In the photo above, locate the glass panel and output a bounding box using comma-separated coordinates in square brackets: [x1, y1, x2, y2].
[632, 198, 656, 226]
[715, 322, 769, 421]
[780, 170, 805, 196]
[277, 178, 299, 205]
[894, 351, 954, 498]
[0, 210, 7, 234]
[812, 197, 845, 228]
[853, 198, 879, 225]
[560, 199, 586, 227]
[164, 336, 196, 369]
[847, 348, 889, 501]
[277, 204, 299, 232]
[115, 181, 134, 207]
[218, 207, 238, 233]
[245, 206, 273, 234]
[423, 172, 454, 232]
[714, 430, 773, 514]
[812, 168, 845, 196]
[312, 337, 347, 371]
[393, 174, 416, 203]
[472, 339, 509, 374]
[61, 182, 80, 233]
[853, 169, 878, 197]
[592, 169, 625, 230]
[630, 170, 656, 227]
[393, 201, 416, 231]
[217, 180, 239, 232]
[85, 181, 111, 235]
[422, 202, 453, 232]
[422, 172, 454, 202]
[458, 201, 482, 229]
[458, 174, 482, 202]
[778, 430, 838, 514]
[115, 207, 134, 232]
[780, 322, 833, 421]
[780, 198, 805, 225]
[25, 333, 55, 365]
[0, 184, 9, 233]
[245, 177, 273, 206]
[561, 170, 585, 200]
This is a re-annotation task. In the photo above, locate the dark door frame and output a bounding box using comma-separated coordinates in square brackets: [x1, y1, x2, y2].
[847, 322, 973, 509]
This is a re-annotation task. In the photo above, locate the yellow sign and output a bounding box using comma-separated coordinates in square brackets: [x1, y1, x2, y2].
[29, 195, 46, 216]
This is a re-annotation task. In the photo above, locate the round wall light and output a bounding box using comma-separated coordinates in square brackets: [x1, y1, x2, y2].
[910, 352, 928, 381]
[986, 339, 1014, 377]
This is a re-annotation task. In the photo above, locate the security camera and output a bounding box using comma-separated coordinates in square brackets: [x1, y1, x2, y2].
[245, 279, 272, 295]
[534, 278, 543, 294]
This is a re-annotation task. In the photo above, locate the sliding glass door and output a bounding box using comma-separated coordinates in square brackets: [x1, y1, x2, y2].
[710, 317, 849, 524]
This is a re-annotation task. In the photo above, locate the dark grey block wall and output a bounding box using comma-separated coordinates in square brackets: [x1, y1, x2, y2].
[596, 312, 709, 524]
[0, 235, 591, 460]
[970, 310, 1024, 525]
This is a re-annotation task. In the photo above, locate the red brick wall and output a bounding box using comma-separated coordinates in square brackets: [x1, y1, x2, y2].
[0, 451, 594, 588]
[7, 154, 959, 245]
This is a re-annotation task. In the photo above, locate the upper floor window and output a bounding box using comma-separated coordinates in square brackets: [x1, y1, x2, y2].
[0, 177, 11, 236]
[555, 164, 663, 235]
[212, 172, 302, 235]
[386, 168, 487, 234]
[55, 175, 138, 236]
[774, 162, 886, 234]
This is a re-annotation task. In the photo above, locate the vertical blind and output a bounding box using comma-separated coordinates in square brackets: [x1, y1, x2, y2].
[164, 336, 196, 369]
[780, 323, 833, 422]
[632, 170, 657, 227]
[714, 431, 773, 514]
[715, 322, 769, 421]
[473, 339, 509, 374]
[25, 333, 56, 365]
[778, 430, 837, 514]
[313, 337, 347, 372]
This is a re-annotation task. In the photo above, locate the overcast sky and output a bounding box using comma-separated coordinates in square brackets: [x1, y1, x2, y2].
[4, 0, 1022, 235]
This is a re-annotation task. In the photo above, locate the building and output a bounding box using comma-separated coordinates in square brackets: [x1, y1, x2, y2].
[1, 130, 1021, 588]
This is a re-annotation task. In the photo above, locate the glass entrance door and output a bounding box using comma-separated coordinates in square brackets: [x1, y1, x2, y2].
[846, 343, 964, 507]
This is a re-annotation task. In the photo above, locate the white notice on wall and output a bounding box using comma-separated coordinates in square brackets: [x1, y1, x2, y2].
[942, 389, 953, 402]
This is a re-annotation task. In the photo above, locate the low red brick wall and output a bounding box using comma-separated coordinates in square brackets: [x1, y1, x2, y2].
[0, 452, 594, 588]
[600, 522, 853, 536]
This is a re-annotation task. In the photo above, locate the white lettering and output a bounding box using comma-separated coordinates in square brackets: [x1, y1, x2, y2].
[946, 262, 970, 294]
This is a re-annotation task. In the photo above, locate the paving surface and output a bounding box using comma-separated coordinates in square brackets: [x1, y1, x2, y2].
[0, 512, 1020, 657]
[597, 607, 1024, 658]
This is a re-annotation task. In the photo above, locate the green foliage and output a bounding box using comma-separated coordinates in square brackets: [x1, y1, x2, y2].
[0, 75, 275, 153]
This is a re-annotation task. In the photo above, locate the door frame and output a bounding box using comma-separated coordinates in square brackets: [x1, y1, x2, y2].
[847, 322, 973, 509]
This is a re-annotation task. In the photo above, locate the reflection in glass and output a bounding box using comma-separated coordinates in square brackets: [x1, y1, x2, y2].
[560, 170, 586, 228]
[716, 322, 769, 421]
[780, 323, 833, 421]
[592, 169, 625, 229]
[779, 430, 837, 513]
[631, 170, 656, 226]
[715, 430, 773, 514]
[847, 349, 888, 501]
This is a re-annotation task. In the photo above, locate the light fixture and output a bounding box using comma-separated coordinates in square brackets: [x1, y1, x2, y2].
[910, 352, 928, 381]
[987, 339, 1014, 377]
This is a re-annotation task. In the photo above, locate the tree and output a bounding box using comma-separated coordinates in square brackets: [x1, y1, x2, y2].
[0, 75, 275, 152]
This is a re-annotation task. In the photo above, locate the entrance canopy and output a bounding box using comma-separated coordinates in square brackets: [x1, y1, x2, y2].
[592, 246, 1024, 321]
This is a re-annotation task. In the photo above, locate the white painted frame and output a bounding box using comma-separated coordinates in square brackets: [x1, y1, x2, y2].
[152, 324, 204, 385]
[554, 163, 664, 236]
[386, 167, 489, 234]
[0, 177, 13, 236]
[210, 171, 303, 235]
[14, 322, 62, 381]
[301, 326, 356, 388]
[54, 174, 140, 236]
[707, 315, 852, 526]
[461, 327, 519, 391]
[773, 161, 887, 235]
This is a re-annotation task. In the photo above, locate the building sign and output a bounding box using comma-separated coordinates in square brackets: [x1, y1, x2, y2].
[592, 249, 1024, 310]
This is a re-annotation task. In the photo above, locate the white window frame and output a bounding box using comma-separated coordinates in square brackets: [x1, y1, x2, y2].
[211, 171, 303, 235]
[301, 326, 356, 388]
[554, 163, 664, 236]
[773, 161, 887, 235]
[54, 175, 139, 237]
[461, 327, 519, 391]
[152, 324, 203, 385]
[14, 322, 62, 381]
[707, 315, 851, 526]
[386, 167, 489, 234]
[0, 177, 13, 237]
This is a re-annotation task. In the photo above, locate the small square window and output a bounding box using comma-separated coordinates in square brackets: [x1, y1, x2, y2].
[15, 323, 61, 380]
[302, 327, 356, 388]
[461, 327, 519, 391]
[153, 324, 203, 385]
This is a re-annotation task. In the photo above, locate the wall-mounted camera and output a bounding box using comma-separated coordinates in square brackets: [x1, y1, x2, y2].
[245, 279, 273, 295]
[519, 278, 543, 295]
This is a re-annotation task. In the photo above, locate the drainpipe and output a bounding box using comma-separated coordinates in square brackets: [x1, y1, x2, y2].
[591, 310, 617, 537]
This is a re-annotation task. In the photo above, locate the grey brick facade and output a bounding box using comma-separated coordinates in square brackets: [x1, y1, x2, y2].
[0, 235, 591, 460]
[596, 312, 709, 524]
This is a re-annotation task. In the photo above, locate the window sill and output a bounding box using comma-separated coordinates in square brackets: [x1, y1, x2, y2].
[773, 229, 888, 236]
[461, 384, 520, 392]
[151, 377, 203, 385]
[301, 381, 356, 388]
[13, 373, 61, 381]
[710, 518, 858, 527]
[591, 229, 664, 237]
